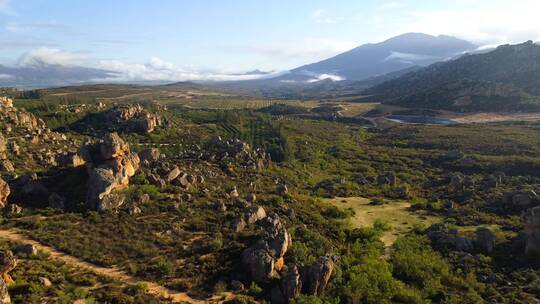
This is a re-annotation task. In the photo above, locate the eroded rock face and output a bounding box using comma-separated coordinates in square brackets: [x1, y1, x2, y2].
[0, 178, 9, 208]
[522, 207, 540, 255]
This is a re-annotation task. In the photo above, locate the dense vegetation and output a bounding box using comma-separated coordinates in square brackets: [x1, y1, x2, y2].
[1, 85, 539, 303]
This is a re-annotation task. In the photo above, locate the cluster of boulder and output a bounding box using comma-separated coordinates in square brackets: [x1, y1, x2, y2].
[521, 207, 540, 255]
[207, 137, 271, 171]
[427, 223, 495, 254]
[239, 204, 334, 303]
[104, 104, 162, 134]
[0, 96, 73, 173]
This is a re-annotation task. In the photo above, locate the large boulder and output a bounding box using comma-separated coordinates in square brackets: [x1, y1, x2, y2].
[86, 168, 125, 210]
[506, 190, 537, 207]
[426, 223, 475, 253]
[100, 133, 130, 160]
[0, 178, 9, 208]
[241, 243, 278, 283]
[301, 256, 335, 296]
[138, 148, 160, 162]
[475, 227, 495, 254]
[522, 207, 540, 255]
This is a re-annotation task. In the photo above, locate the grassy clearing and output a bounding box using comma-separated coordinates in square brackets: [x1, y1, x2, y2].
[326, 197, 439, 246]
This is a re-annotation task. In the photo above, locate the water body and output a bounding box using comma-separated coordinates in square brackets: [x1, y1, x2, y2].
[385, 115, 458, 125]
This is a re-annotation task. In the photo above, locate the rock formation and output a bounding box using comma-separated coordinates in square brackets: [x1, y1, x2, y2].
[85, 133, 140, 211]
[104, 105, 162, 134]
[241, 212, 291, 283]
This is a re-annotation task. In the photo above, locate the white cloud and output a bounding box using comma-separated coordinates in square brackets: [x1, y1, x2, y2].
[398, 0, 540, 46]
[306, 73, 345, 83]
[383, 51, 439, 64]
[18, 47, 90, 67]
[0, 74, 14, 79]
[96, 57, 281, 82]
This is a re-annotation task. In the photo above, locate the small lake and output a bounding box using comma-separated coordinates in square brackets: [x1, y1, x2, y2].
[385, 115, 458, 125]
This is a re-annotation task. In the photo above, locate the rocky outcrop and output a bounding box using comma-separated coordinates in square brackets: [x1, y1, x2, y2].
[207, 137, 271, 170]
[522, 207, 540, 255]
[104, 105, 162, 134]
[241, 212, 291, 283]
[0, 178, 9, 208]
[85, 133, 140, 211]
[427, 224, 474, 253]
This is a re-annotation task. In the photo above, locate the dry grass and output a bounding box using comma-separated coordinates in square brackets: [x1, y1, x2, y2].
[326, 197, 439, 246]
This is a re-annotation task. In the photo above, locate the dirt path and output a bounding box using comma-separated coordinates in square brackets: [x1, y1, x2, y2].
[0, 229, 232, 303]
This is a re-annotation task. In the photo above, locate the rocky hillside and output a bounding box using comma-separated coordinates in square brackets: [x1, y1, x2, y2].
[365, 41, 540, 112]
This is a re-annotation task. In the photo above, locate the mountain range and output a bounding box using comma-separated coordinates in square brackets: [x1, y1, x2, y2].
[276, 33, 476, 82]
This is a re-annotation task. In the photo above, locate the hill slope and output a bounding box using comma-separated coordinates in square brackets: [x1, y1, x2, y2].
[365, 41, 540, 112]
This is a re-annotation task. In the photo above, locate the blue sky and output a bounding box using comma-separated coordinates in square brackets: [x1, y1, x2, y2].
[1, 0, 539, 80]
